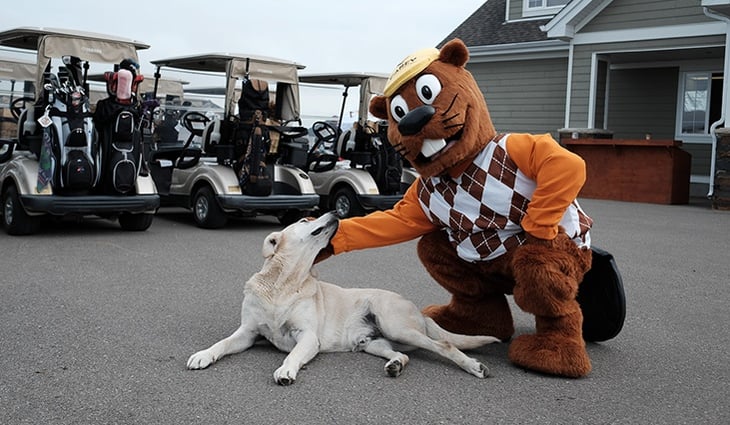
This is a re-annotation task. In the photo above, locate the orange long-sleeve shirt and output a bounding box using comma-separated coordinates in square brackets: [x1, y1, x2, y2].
[330, 133, 587, 256]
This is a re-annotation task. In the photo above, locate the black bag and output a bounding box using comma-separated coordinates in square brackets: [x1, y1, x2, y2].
[238, 79, 270, 122]
[59, 110, 96, 191]
[63, 149, 94, 190]
[96, 100, 142, 194]
[237, 123, 272, 196]
[577, 246, 627, 342]
[107, 110, 141, 194]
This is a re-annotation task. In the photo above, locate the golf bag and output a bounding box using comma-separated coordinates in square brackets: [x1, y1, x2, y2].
[236, 78, 273, 196]
[94, 69, 144, 194]
[42, 72, 99, 193]
[237, 118, 273, 196]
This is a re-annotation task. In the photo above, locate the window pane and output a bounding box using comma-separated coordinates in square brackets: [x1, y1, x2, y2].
[682, 73, 708, 134]
[528, 0, 542, 8]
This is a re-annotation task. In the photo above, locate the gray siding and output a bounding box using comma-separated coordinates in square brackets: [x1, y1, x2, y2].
[568, 35, 726, 128]
[606, 67, 678, 139]
[683, 143, 713, 176]
[582, 0, 710, 32]
[507, 0, 523, 20]
[467, 57, 568, 136]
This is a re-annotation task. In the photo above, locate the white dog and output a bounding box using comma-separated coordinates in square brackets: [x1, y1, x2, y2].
[186, 212, 500, 385]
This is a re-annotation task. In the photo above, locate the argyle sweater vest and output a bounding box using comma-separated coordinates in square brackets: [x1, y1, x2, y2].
[416, 134, 592, 262]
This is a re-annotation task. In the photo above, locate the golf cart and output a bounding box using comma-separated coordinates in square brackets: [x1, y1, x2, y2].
[298, 72, 418, 217]
[0, 27, 159, 235]
[147, 53, 319, 228]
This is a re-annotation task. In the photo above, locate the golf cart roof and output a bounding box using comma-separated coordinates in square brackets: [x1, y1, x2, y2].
[0, 26, 150, 51]
[151, 53, 306, 120]
[0, 27, 150, 97]
[0, 56, 36, 81]
[151, 53, 305, 82]
[299, 72, 388, 89]
[299, 72, 389, 126]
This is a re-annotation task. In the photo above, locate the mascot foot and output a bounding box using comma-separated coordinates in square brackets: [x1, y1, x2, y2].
[422, 297, 514, 340]
[508, 332, 591, 378]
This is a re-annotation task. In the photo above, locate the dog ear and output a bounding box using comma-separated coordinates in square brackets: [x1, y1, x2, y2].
[262, 231, 282, 258]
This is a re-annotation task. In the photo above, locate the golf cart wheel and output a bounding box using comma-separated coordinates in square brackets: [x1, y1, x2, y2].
[118, 213, 154, 231]
[193, 186, 227, 229]
[2, 184, 40, 235]
[331, 186, 365, 218]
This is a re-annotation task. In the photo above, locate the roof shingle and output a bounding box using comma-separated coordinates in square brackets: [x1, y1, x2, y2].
[439, 0, 551, 47]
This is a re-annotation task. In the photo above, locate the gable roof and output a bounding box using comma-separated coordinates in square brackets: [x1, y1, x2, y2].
[439, 0, 551, 47]
[542, 0, 613, 40]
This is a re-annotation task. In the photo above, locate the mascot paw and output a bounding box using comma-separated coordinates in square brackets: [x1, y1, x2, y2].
[508, 334, 591, 378]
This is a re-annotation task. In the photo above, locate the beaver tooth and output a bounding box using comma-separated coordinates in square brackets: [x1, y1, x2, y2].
[420, 138, 447, 158]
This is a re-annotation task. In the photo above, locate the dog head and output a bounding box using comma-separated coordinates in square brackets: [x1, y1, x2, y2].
[369, 38, 497, 178]
[262, 212, 339, 267]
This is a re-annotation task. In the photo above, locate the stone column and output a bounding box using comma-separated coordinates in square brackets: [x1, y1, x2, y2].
[713, 128, 730, 210]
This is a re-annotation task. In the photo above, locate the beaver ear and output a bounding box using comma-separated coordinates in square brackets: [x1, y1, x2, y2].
[369, 95, 389, 120]
[438, 38, 469, 68]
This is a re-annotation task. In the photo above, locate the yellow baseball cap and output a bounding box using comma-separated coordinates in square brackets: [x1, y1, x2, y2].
[383, 47, 440, 97]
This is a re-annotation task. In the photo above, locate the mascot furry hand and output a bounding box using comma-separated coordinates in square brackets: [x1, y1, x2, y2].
[327, 38, 595, 378]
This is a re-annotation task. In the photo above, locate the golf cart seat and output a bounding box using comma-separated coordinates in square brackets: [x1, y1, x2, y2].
[337, 126, 372, 166]
[202, 117, 236, 165]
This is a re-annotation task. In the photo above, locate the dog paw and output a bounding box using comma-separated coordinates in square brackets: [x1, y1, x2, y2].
[385, 359, 404, 377]
[274, 366, 297, 386]
[471, 361, 490, 379]
[187, 350, 215, 370]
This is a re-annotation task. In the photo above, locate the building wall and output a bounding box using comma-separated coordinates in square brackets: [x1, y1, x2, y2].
[581, 0, 710, 32]
[467, 56, 568, 136]
[507, 0, 523, 21]
[606, 67, 678, 140]
[567, 35, 726, 129]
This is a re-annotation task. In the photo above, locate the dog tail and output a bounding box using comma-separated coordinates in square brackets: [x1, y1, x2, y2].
[424, 317, 501, 349]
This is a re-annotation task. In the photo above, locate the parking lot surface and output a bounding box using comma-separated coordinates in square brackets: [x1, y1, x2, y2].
[1, 199, 728, 424]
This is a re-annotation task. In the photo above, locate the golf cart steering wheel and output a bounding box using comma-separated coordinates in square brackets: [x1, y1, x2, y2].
[181, 111, 210, 137]
[308, 121, 340, 172]
[10, 97, 34, 121]
[176, 111, 209, 169]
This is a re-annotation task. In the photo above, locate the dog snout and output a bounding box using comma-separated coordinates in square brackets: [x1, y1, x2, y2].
[398, 105, 435, 136]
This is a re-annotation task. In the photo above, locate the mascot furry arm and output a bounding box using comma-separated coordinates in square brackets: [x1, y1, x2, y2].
[324, 38, 595, 378]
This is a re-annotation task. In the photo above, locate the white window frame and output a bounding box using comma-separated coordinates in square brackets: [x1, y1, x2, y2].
[676, 70, 723, 144]
[522, 0, 569, 18]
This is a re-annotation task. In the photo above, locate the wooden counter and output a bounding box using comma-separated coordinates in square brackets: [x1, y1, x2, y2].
[562, 138, 691, 204]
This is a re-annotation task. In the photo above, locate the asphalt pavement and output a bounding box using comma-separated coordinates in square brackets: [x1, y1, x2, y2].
[0, 198, 728, 424]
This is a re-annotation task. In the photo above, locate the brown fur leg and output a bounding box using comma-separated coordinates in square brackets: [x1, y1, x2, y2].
[418, 231, 515, 339]
[508, 309, 591, 378]
[422, 294, 514, 340]
[509, 235, 592, 378]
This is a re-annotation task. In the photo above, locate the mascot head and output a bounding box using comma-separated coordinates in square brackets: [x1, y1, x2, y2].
[370, 38, 496, 178]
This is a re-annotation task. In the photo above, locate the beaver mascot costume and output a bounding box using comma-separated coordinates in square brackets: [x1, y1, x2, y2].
[318, 38, 624, 378]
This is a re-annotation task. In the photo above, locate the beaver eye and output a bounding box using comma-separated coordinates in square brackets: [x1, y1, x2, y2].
[389, 95, 409, 123]
[415, 74, 441, 105]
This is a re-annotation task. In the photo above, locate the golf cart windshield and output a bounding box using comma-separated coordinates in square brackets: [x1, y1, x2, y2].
[298, 72, 387, 128]
[0, 56, 36, 86]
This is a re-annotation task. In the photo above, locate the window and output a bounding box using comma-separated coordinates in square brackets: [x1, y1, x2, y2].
[680, 72, 723, 135]
[523, 0, 569, 17]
